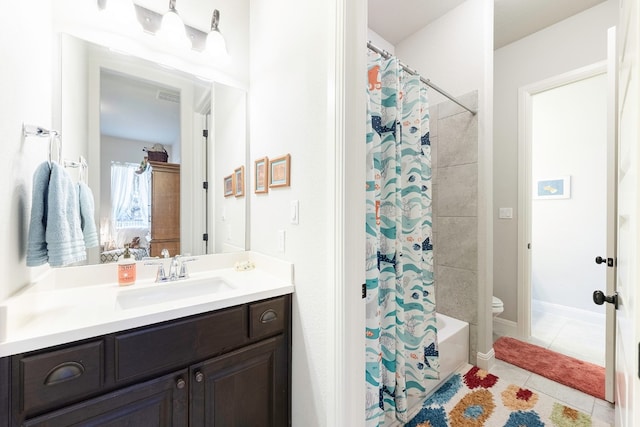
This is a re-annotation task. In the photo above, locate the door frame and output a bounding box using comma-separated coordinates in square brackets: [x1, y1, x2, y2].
[516, 61, 607, 339]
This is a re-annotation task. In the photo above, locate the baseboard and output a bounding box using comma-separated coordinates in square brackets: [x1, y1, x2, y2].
[532, 299, 604, 326]
[493, 317, 518, 338]
[476, 347, 495, 371]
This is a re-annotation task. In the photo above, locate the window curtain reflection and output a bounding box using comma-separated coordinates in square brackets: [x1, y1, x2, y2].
[365, 50, 438, 426]
[110, 162, 150, 230]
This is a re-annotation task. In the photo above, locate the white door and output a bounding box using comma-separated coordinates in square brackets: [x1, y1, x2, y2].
[614, 0, 640, 424]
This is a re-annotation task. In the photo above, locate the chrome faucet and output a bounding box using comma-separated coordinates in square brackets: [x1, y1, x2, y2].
[144, 254, 197, 283]
[168, 255, 197, 281]
[143, 258, 168, 282]
[168, 255, 181, 280]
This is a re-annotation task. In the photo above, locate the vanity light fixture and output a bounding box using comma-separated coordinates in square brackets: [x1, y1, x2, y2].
[157, 0, 191, 49]
[96, 0, 229, 57]
[205, 9, 228, 58]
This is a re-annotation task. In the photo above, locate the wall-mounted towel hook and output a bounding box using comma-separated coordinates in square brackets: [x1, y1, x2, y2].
[22, 123, 63, 164]
[22, 123, 59, 138]
[63, 156, 89, 184]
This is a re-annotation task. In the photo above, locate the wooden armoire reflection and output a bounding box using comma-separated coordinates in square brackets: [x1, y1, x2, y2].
[148, 161, 180, 257]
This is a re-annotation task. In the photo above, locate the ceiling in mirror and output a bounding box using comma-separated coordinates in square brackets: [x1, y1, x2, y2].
[100, 71, 180, 145]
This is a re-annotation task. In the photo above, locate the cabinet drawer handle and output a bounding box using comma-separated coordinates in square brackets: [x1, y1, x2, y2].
[195, 371, 204, 383]
[176, 378, 186, 389]
[44, 362, 85, 386]
[259, 309, 278, 323]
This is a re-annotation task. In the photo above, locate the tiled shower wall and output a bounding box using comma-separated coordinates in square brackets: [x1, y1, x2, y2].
[431, 91, 479, 362]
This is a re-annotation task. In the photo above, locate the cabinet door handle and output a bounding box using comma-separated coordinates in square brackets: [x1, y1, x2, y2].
[260, 309, 278, 323]
[195, 371, 204, 383]
[176, 378, 186, 389]
[44, 362, 84, 386]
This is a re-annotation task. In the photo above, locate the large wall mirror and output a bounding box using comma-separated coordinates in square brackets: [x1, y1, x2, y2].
[57, 33, 248, 266]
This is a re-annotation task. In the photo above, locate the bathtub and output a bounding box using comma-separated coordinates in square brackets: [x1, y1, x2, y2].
[385, 313, 469, 426]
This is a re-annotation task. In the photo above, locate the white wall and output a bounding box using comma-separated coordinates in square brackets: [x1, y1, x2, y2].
[0, 1, 54, 300]
[531, 73, 607, 313]
[367, 29, 394, 54]
[494, 0, 618, 322]
[396, 0, 490, 106]
[249, 0, 338, 424]
[395, 0, 495, 362]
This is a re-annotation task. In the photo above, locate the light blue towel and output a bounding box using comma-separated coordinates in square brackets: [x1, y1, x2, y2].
[78, 182, 99, 248]
[45, 163, 86, 266]
[26, 162, 51, 266]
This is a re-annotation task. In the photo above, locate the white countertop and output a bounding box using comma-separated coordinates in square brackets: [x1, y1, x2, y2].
[0, 251, 294, 357]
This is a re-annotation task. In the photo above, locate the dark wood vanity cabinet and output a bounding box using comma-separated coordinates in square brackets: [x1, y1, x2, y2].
[0, 295, 291, 427]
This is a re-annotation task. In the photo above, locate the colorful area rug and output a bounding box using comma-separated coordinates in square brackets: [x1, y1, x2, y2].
[406, 365, 610, 427]
[494, 336, 605, 400]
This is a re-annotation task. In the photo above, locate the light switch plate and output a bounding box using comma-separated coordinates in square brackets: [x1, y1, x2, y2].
[499, 207, 513, 219]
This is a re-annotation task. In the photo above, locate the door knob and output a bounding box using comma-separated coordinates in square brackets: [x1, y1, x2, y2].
[593, 290, 618, 309]
[595, 256, 614, 267]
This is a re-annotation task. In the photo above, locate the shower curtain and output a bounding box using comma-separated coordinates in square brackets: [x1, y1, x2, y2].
[365, 50, 438, 426]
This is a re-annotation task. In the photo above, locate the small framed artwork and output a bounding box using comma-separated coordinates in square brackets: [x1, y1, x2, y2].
[234, 166, 245, 197]
[223, 174, 234, 197]
[254, 157, 269, 194]
[269, 154, 291, 188]
[534, 176, 571, 200]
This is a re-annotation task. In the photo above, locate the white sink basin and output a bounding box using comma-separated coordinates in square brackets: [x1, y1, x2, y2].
[116, 278, 235, 310]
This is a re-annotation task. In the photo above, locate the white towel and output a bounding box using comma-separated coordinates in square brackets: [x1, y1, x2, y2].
[78, 182, 99, 248]
[45, 163, 86, 266]
[26, 162, 51, 266]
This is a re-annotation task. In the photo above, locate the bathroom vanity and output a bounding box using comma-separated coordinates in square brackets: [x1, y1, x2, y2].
[0, 253, 294, 427]
[0, 295, 290, 426]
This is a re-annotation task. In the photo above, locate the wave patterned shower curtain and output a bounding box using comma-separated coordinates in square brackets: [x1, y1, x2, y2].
[365, 50, 438, 426]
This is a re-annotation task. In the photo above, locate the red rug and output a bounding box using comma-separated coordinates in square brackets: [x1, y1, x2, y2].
[494, 336, 605, 400]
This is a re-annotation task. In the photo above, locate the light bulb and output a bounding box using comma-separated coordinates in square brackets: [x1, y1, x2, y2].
[205, 9, 228, 59]
[157, 3, 191, 49]
[205, 30, 227, 58]
[100, 0, 141, 32]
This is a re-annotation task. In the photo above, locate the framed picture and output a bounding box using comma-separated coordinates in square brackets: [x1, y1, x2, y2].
[223, 174, 234, 197]
[534, 176, 571, 199]
[269, 154, 291, 188]
[254, 157, 269, 194]
[234, 166, 245, 197]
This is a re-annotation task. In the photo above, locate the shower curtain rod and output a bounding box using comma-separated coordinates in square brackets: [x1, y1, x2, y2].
[367, 41, 477, 115]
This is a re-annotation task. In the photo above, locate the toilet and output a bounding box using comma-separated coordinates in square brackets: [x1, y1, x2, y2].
[492, 296, 504, 317]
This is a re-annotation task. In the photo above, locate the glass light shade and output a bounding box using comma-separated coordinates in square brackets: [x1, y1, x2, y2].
[205, 30, 228, 58]
[157, 10, 191, 50]
[100, 0, 142, 32]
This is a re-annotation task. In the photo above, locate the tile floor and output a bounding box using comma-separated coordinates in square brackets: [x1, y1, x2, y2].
[530, 304, 606, 366]
[492, 305, 614, 425]
[489, 359, 614, 425]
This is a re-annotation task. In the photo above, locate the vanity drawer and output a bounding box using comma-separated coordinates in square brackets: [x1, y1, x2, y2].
[19, 340, 104, 415]
[249, 296, 287, 340]
[114, 305, 246, 382]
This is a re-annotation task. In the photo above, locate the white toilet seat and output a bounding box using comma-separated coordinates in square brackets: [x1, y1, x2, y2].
[492, 296, 504, 315]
